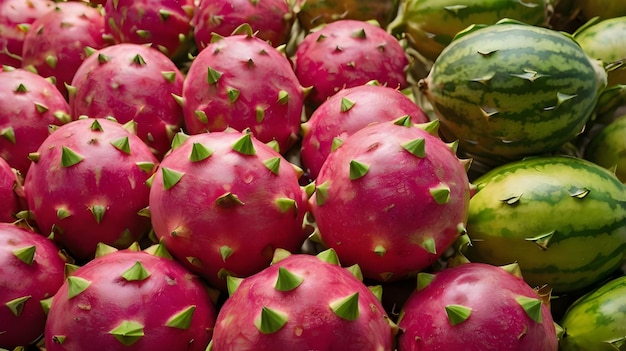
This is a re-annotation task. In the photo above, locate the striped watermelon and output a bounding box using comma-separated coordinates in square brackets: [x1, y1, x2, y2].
[464, 156, 626, 293]
[559, 275, 626, 351]
[585, 114, 626, 183]
[419, 20, 607, 166]
[388, 0, 553, 62]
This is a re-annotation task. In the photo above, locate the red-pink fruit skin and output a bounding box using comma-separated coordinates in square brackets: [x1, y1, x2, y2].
[21, 2, 109, 99]
[44, 250, 217, 351]
[149, 131, 308, 291]
[69, 43, 184, 159]
[182, 34, 304, 154]
[310, 121, 470, 282]
[0, 68, 71, 175]
[104, 0, 194, 59]
[300, 84, 430, 179]
[294, 19, 409, 106]
[0, 158, 20, 222]
[0, 0, 56, 68]
[23, 118, 158, 261]
[211, 253, 395, 350]
[397, 263, 558, 351]
[193, 0, 293, 49]
[0, 223, 65, 349]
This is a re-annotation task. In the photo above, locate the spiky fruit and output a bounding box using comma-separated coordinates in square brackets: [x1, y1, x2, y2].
[193, 0, 293, 49]
[182, 30, 304, 153]
[0, 222, 66, 349]
[0, 157, 22, 223]
[149, 130, 308, 290]
[104, 0, 195, 60]
[21, 1, 109, 99]
[294, 0, 399, 32]
[397, 262, 559, 351]
[0, 0, 55, 68]
[68, 43, 184, 159]
[294, 19, 408, 107]
[0, 67, 71, 175]
[23, 118, 158, 261]
[209, 250, 396, 350]
[300, 83, 430, 179]
[44, 246, 217, 350]
[309, 117, 471, 282]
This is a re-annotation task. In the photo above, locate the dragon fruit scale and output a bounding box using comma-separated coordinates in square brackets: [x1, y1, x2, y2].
[209, 249, 396, 350]
[68, 43, 185, 159]
[149, 130, 308, 291]
[44, 244, 217, 350]
[0, 222, 66, 349]
[309, 117, 471, 282]
[0, 67, 71, 176]
[104, 0, 195, 61]
[397, 262, 559, 351]
[181, 28, 305, 154]
[0, 157, 22, 223]
[300, 83, 430, 180]
[23, 118, 158, 261]
[193, 0, 294, 49]
[21, 1, 110, 99]
[294, 19, 409, 107]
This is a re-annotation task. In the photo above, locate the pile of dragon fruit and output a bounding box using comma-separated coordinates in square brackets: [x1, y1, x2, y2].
[1, 0, 626, 350]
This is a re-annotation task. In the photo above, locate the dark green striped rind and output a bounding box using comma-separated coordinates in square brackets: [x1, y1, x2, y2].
[423, 23, 607, 165]
[394, 0, 551, 61]
[585, 114, 626, 182]
[465, 156, 626, 293]
[559, 275, 626, 351]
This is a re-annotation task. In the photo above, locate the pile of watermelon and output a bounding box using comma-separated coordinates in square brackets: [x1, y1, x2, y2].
[1, 0, 625, 350]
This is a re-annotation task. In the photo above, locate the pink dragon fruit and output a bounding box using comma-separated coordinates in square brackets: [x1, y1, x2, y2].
[0, 222, 66, 349]
[0, 0, 55, 68]
[294, 19, 409, 107]
[300, 83, 430, 180]
[44, 244, 217, 350]
[0, 157, 22, 223]
[397, 262, 559, 351]
[209, 249, 397, 350]
[149, 130, 308, 290]
[104, 0, 195, 61]
[23, 118, 158, 261]
[309, 117, 471, 282]
[182, 27, 305, 154]
[0, 67, 71, 176]
[193, 0, 294, 49]
[21, 1, 110, 99]
[68, 43, 185, 159]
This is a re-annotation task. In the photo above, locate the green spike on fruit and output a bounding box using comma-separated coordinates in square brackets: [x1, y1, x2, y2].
[64, 263, 80, 278]
[53, 111, 71, 123]
[189, 142, 213, 162]
[525, 231, 556, 251]
[275, 267, 304, 291]
[109, 320, 145, 346]
[165, 305, 196, 329]
[216, 192, 245, 208]
[52, 335, 66, 344]
[256, 106, 265, 122]
[445, 304, 472, 326]
[95, 243, 118, 258]
[316, 248, 340, 265]
[330, 292, 360, 321]
[349, 160, 369, 180]
[67, 276, 91, 299]
[369, 285, 383, 302]
[255, 306, 288, 334]
[263, 157, 281, 174]
[278, 90, 289, 104]
[331, 137, 344, 152]
[402, 137, 426, 158]
[90, 119, 103, 131]
[14, 83, 28, 93]
[420, 237, 437, 255]
[227, 276, 243, 296]
[13, 245, 36, 265]
[5, 295, 31, 316]
[417, 119, 440, 136]
[161, 167, 185, 190]
[220, 245, 233, 262]
[132, 54, 146, 66]
[393, 115, 412, 127]
[40, 296, 53, 315]
[45, 55, 58, 69]
[158, 9, 171, 20]
[170, 131, 190, 149]
[500, 262, 523, 279]
[90, 205, 106, 224]
[417, 272, 436, 291]
[232, 133, 256, 155]
[144, 242, 172, 259]
[1, 127, 15, 143]
[569, 186, 590, 199]
[110, 136, 131, 154]
[315, 181, 330, 206]
[136, 161, 155, 173]
[60, 146, 84, 167]
[272, 248, 292, 264]
[341, 97, 356, 112]
[207, 66, 222, 84]
[346, 264, 363, 281]
[227, 87, 240, 103]
[34, 102, 49, 113]
[160, 71, 176, 83]
[429, 184, 451, 204]
[121, 261, 151, 281]
[374, 245, 387, 257]
[275, 198, 297, 214]
[195, 110, 209, 124]
[136, 29, 150, 38]
[515, 296, 543, 323]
